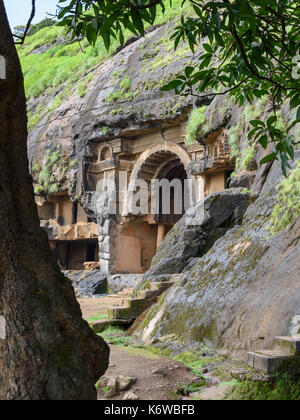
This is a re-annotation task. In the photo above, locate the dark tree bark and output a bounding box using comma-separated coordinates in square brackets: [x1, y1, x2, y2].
[0, 1, 109, 400]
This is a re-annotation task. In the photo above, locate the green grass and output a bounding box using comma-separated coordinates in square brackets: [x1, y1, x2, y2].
[19, 0, 192, 129]
[176, 381, 206, 396]
[32, 145, 73, 194]
[225, 375, 300, 400]
[98, 326, 133, 346]
[174, 351, 223, 377]
[87, 313, 108, 323]
[241, 145, 257, 171]
[185, 106, 207, 145]
[98, 324, 220, 378]
[77, 82, 88, 98]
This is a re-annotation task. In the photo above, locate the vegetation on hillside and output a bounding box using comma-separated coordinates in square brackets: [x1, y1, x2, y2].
[14, 18, 56, 38]
[19, 0, 192, 130]
[32, 145, 76, 195]
[185, 106, 207, 145]
[57, 0, 300, 174]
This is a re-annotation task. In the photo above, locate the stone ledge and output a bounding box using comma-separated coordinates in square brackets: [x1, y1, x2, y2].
[90, 318, 134, 333]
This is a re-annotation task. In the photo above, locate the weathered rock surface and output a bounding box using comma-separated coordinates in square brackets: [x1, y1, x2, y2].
[230, 171, 256, 189]
[123, 391, 139, 400]
[65, 270, 107, 297]
[133, 158, 300, 361]
[108, 274, 142, 293]
[41, 219, 98, 241]
[27, 22, 199, 172]
[137, 188, 252, 283]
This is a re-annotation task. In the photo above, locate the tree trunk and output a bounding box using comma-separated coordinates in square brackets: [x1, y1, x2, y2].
[0, 2, 109, 400]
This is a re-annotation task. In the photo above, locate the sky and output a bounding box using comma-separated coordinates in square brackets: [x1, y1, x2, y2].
[4, 0, 59, 30]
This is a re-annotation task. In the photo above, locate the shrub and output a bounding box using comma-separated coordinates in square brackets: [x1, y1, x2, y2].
[32, 146, 72, 195]
[185, 106, 207, 145]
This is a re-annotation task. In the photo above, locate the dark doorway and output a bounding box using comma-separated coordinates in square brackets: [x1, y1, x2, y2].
[155, 159, 188, 224]
[72, 202, 78, 224]
[86, 243, 97, 262]
[225, 170, 234, 189]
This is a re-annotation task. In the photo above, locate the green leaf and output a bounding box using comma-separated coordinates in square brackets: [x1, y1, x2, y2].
[258, 135, 268, 148]
[267, 115, 277, 128]
[161, 80, 184, 92]
[85, 22, 97, 46]
[260, 153, 277, 164]
[250, 119, 265, 127]
[203, 43, 213, 53]
[184, 66, 194, 78]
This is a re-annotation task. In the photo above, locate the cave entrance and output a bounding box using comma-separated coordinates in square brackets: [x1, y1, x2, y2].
[112, 142, 193, 274]
[111, 155, 188, 273]
[50, 239, 99, 270]
[154, 158, 188, 248]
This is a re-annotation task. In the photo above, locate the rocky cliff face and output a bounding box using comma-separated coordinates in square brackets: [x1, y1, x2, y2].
[26, 20, 200, 195]
[132, 156, 300, 360]
[24, 12, 300, 360]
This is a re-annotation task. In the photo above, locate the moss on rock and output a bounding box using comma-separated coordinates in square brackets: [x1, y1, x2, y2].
[267, 162, 300, 236]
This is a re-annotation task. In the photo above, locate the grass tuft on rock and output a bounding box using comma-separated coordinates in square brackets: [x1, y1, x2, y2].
[267, 162, 300, 236]
[185, 106, 207, 145]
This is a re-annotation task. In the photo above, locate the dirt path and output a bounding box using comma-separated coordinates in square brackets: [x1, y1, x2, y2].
[98, 345, 203, 400]
[79, 297, 204, 400]
[78, 297, 238, 401]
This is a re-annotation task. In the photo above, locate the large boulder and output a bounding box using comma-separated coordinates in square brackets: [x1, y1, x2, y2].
[65, 270, 107, 297]
[139, 189, 252, 281]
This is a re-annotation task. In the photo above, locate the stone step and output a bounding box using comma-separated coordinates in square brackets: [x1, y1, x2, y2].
[108, 299, 151, 319]
[106, 275, 181, 320]
[273, 336, 300, 356]
[108, 306, 131, 319]
[135, 281, 176, 300]
[108, 283, 175, 319]
[247, 350, 296, 374]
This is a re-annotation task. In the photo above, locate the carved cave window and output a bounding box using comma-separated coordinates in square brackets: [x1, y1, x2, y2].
[98, 146, 112, 162]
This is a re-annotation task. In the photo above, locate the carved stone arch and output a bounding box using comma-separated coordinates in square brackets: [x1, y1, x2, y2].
[98, 144, 113, 162]
[129, 142, 193, 186]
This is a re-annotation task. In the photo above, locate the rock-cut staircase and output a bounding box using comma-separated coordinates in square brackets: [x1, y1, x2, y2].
[108, 274, 183, 320]
[90, 274, 183, 333]
[247, 335, 300, 373]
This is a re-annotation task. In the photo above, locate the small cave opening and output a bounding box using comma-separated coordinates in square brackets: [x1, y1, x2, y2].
[51, 240, 99, 270]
